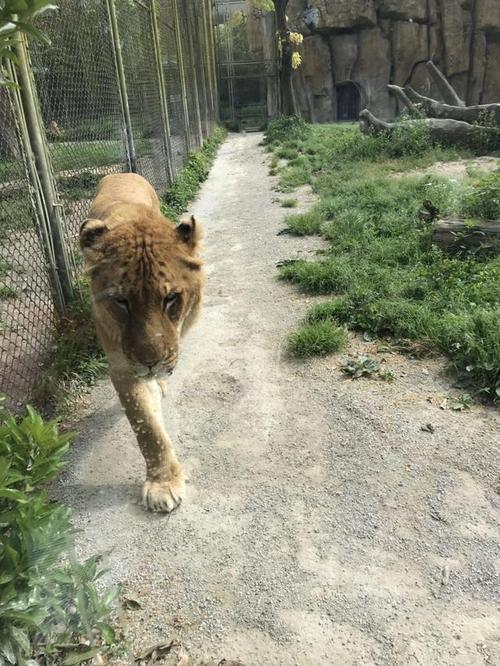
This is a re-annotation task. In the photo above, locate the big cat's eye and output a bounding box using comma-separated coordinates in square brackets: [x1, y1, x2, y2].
[163, 293, 180, 313]
[114, 298, 129, 312]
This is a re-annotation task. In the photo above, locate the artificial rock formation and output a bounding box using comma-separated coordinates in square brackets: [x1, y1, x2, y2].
[285, 0, 500, 122]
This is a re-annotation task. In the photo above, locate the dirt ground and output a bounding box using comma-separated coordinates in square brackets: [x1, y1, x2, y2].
[394, 155, 498, 180]
[58, 133, 500, 666]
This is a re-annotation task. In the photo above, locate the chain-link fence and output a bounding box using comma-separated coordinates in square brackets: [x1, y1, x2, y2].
[0, 0, 217, 407]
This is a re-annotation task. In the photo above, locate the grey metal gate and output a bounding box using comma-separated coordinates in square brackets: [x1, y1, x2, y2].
[214, 0, 278, 130]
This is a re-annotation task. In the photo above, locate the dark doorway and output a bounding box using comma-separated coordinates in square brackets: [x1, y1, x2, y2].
[336, 82, 360, 122]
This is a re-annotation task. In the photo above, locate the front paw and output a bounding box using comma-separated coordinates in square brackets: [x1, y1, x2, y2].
[142, 475, 185, 513]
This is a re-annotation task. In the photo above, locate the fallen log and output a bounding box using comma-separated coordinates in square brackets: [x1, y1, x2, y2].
[387, 84, 422, 116]
[403, 86, 500, 124]
[426, 61, 465, 107]
[432, 218, 500, 253]
[359, 109, 500, 149]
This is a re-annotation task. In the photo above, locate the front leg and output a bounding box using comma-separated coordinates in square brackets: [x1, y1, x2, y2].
[111, 373, 185, 512]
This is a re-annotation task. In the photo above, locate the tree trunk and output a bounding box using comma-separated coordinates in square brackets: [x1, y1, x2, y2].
[359, 109, 500, 149]
[426, 60, 465, 107]
[275, 0, 294, 116]
[387, 84, 422, 115]
[432, 218, 500, 254]
[404, 86, 500, 124]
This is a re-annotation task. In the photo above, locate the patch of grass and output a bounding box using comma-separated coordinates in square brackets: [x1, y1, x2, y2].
[287, 321, 347, 358]
[0, 193, 34, 235]
[276, 146, 299, 160]
[58, 170, 101, 201]
[279, 163, 311, 189]
[49, 141, 123, 172]
[279, 257, 352, 294]
[162, 127, 227, 222]
[32, 280, 107, 415]
[269, 122, 500, 400]
[0, 399, 119, 664]
[461, 171, 500, 220]
[0, 261, 14, 276]
[0, 285, 17, 300]
[280, 198, 298, 208]
[282, 210, 323, 236]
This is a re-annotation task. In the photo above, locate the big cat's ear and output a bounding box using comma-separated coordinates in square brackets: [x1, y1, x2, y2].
[79, 219, 109, 251]
[176, 215, 203, 251]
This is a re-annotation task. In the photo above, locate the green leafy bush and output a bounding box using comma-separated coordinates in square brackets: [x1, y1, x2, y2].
[472, 110, 500, 153]
[265, 115, 310, 145]
[0, 401, 118, 665]
[386, 119, 431, 158]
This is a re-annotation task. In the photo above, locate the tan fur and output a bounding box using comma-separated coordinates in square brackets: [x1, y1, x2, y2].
[81, 173, 204, 512]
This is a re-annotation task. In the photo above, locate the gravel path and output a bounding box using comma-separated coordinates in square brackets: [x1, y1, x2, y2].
[59, 133, 500, 666]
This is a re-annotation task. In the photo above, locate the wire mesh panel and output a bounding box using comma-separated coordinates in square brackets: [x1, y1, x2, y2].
[0, 90, 55, 406]
[117, 0, 171, 193]
[157, 0, 189, 176]
[30, 0, 127, 277]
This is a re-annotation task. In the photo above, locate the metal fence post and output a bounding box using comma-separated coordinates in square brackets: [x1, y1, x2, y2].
[189, 1, 209, 139]
[150, 0, 175, 183]
[172, 0, 192, 154]
[206, 0, 220, 123]
[14, 34, 73, 309]
[180, 0, 203, 148]
[202, 0, 216, 127]
[106, 0, 137, 172]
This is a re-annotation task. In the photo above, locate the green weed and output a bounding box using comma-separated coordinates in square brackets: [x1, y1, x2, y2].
[0, 400, 118, 665]
[280, 198, 298, 208]
[162, 127, 226, 222]
[448, 392, 473, 411]
[32, 280, 107, 415]
[287, 321, 347, 358]
[341, 356, 394, 381]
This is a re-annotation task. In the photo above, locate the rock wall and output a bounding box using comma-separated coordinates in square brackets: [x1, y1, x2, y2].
[285, 0, 500, 122]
